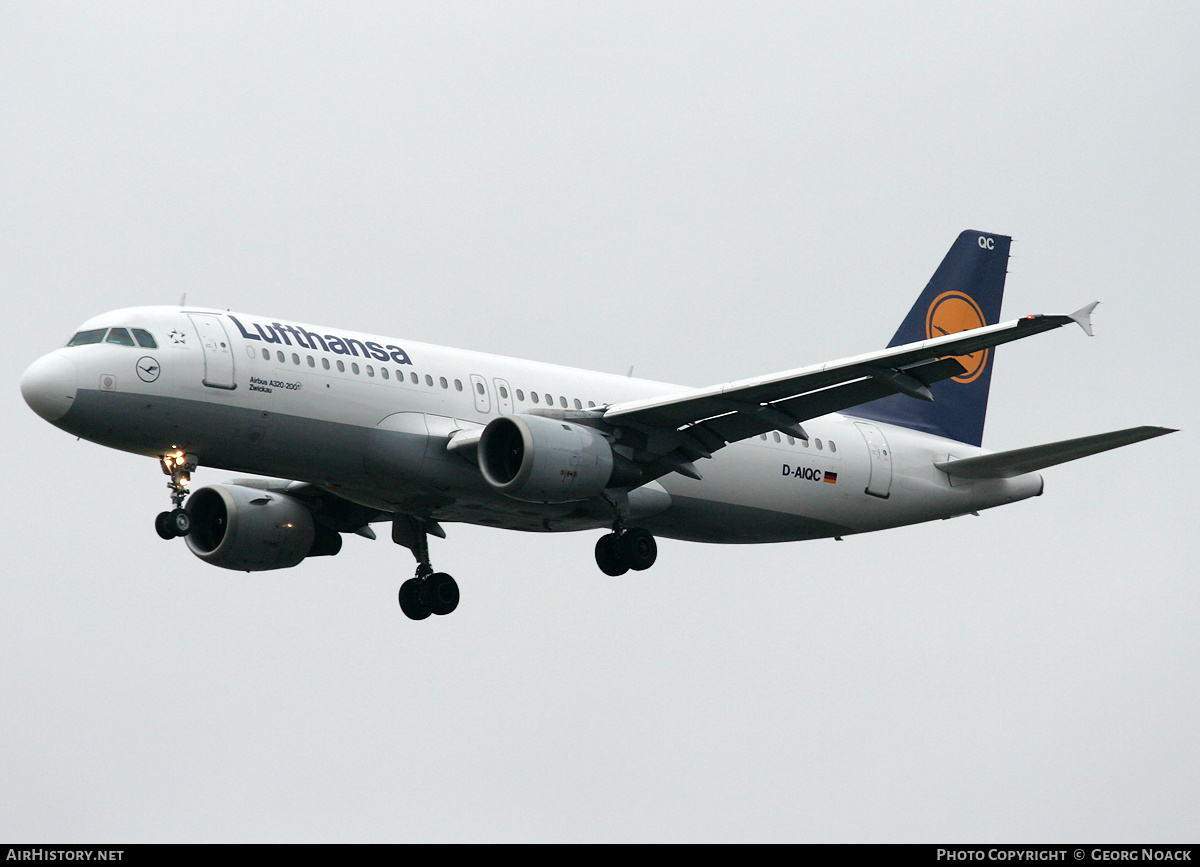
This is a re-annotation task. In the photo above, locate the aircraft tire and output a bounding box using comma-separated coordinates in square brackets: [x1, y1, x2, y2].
[155, 511, 176, 540]
[595, 533, 629, 576]
[426, 572, 460, 616]
[399, 577, 432, 620]
[619, 529, 657, 572]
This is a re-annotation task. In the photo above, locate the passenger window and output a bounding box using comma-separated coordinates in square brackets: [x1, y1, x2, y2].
[425, 375, 433, 386]
[322, 358, 330, 370]
[787, 435, 795, 445]
[292, 353, 300, 365]
[587, 401, 595, 408]
[262, 349, 270, 360]
[66, 329, 107, 346]
[367, 365, 375, 377]
[409, 372, 417, 384]
[455, 380, 463, 392]
[337, 360, 345, 372]
[440, 376, 448, 389]
[352, 363, 360, 375]
[544, 394, 552, 405]
[307, 356, 315, 367]
[559, 396, 567, 408]
[531, 392, 540, 404]
[477, 383, 486, 395]
[516, 389, 525, 401]
[773, 432, 781, 443]
[829, 441, 836, 453]
[499, 386, 509, 399]
[815, 438, 823, 450]
[132, 328, 157, 348]
[381, 368, 389, 380]
[573, 399, 582, 409]
[106, 328, 136, 347]
[277, 351, 285, 363]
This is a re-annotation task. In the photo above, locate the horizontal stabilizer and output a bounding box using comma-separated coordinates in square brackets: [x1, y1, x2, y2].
[1070, 301, 1100, 336]
[934, 426, 1176, 479]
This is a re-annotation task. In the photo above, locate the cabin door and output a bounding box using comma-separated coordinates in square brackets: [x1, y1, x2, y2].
[854, 421, 893, 498]
[188, 314, 236, 389]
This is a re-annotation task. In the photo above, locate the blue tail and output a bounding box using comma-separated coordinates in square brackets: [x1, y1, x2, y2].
[852, 230, 1011, 447]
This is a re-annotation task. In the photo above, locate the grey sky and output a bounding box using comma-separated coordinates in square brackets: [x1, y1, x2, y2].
[2, 2, 1196, 842]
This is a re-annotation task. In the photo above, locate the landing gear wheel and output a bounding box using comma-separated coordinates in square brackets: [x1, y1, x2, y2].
[168, 508, 191, 537]
[619, 528, 657, 571]
[399, 577, 432, 621]
[595, 533, 629, 576]
[425, 572, 460, 616]
[155, 511, 176, 540]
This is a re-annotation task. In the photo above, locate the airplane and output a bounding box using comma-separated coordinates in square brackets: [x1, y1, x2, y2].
[20, 230, 1175, 620]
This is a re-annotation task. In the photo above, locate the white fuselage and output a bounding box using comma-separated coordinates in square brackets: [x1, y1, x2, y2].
[22, 306, 1044, 544]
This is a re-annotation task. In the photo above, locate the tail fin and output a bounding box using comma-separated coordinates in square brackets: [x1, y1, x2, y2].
[852, 230, 1011, 446]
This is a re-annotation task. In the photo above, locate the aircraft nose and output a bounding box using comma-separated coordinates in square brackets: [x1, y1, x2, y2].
[21, 352, 78, 422]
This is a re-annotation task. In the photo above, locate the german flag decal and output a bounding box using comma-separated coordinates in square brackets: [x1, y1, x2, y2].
[823, 471, 838, 484]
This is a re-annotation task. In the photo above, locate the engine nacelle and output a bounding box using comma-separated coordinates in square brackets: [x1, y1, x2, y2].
[478, 414, 615, 503]
[184, 484, 341, 571]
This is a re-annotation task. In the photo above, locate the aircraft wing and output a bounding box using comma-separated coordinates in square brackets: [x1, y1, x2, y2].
[602, 305, 1098, 455]
[229, 477, 388, 537]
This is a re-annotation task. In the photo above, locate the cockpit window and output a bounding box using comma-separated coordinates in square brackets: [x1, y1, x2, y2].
[131, 328, 157, 348]
[66, 329, 107, 346]
[105, 328, 136, 347]
[66, 327, 158, 348]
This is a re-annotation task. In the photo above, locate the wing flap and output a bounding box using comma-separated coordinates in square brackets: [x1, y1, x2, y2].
[934, 426, 1176, 479]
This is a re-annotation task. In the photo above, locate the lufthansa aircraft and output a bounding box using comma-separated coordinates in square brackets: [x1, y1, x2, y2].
[21, 231, 1174, 620]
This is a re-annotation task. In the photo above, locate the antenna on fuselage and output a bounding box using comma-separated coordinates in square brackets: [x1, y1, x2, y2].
[179, 292, 187, 307]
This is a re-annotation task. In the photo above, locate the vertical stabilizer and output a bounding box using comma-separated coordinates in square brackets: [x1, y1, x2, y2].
[851, 230, 1011, 447]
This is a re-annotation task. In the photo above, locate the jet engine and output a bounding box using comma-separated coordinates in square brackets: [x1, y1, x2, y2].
[478, 414, 617, 503]
[184, 484, 342, 571]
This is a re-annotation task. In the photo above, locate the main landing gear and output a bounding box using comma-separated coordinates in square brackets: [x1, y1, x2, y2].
[392, 515, 460, 621]
[155, 453, 197, 540]
[594, 527, 657, 576]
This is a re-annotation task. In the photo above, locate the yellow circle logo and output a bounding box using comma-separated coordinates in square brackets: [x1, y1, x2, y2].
[926, 291, 988, 383]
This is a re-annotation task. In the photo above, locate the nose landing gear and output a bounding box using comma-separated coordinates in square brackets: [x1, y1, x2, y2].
[155, 453, 197, 540]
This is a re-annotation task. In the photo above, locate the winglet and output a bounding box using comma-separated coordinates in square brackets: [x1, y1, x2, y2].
[1070, 301, 1099, 336]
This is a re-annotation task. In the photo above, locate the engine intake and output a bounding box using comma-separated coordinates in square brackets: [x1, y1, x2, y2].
[185, 484, 341, 571]
[478, 414, 615, 503]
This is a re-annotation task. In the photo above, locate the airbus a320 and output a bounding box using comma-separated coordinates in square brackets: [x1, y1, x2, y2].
[21, 231, 1175, 620]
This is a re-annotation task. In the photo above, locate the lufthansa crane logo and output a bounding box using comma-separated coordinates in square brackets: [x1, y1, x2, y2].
[926, 291, 988, 383]
[136, 356, 161, 383]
